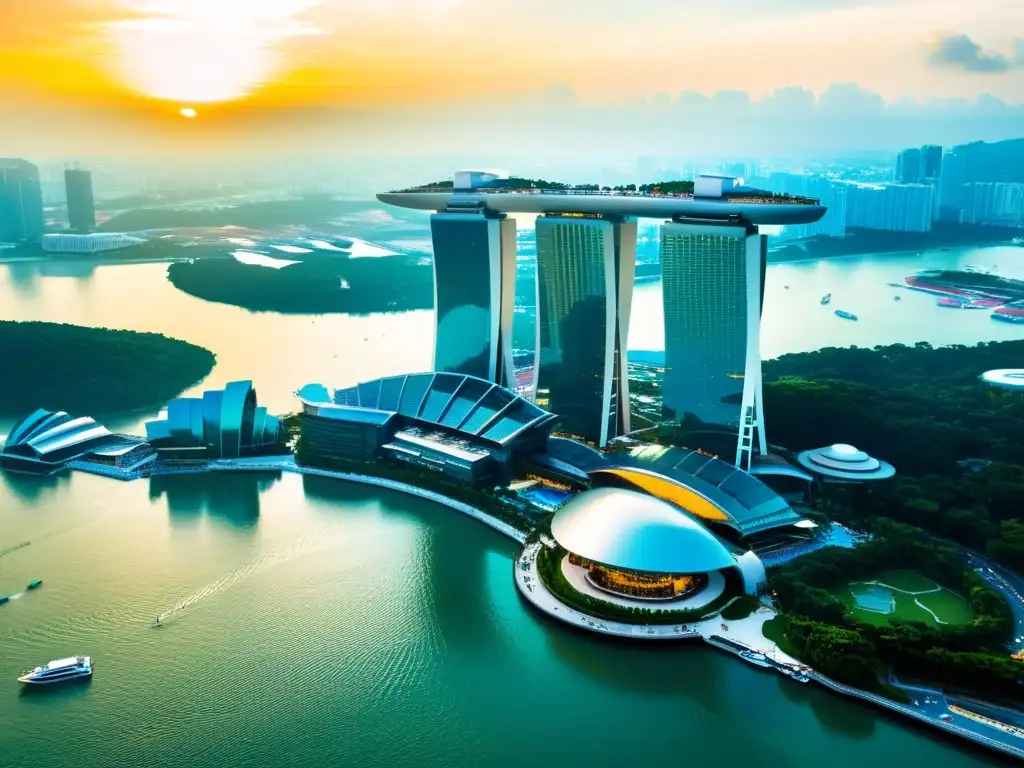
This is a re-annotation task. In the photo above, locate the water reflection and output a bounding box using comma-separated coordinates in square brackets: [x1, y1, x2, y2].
[149, 472, 280, 529]
[18, 678, 93, 703]
[545, 627, 727, 700]
[775, 671, 877, 739]
[0, 469, 68, 502]
[300, 473, 509, 649]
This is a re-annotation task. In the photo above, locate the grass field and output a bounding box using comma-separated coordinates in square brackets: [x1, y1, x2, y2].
[875, 570, 940, 593]
[835, 570, 973, 628]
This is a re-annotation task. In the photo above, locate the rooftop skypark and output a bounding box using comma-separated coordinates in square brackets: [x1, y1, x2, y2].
[392, 174, 820, 207]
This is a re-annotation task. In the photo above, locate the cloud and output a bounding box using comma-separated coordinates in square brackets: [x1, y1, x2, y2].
[927, 33, 1011, 73]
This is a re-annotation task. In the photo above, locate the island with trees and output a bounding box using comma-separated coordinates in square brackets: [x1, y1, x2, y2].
[761, 339, 1024, 569]
[166, 252, 434, 314]
[748, 339, 1024, 702]
[0, 321, 215, 417]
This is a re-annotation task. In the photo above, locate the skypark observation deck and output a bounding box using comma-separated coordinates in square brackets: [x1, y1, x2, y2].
[378, 183, 825, 226]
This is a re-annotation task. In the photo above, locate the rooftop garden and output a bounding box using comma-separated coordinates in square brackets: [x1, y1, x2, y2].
[395, 177, 818, 204]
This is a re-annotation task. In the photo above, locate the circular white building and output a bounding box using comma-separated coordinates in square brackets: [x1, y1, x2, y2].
[549, 488, 757, 609]
[980, 369, 1024, 392]
[796, 443, 895, 482]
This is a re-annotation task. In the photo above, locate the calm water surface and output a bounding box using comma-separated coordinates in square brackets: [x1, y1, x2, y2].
[0, 473, 1004, 768]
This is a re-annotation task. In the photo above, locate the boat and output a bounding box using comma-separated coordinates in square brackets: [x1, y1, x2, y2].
[152, 617, 163, 628]
[18, 656, 92, 685]
[893, 295, 901, 301]
[992, 311, 1024, 324]
[0, 596, 9, 606]
[793, 674, 810, 683]
[739, 650, 773, 669]
[834, 310, 858, 321]
[27, 579, 42, 590]
[820, 293, 832, 305]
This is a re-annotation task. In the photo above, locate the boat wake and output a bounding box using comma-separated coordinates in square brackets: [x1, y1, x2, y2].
[154, 532, 329, 625]
[0, 541, 31, 559]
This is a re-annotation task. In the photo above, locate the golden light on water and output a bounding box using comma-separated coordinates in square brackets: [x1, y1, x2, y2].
[180, 107, 197, 118]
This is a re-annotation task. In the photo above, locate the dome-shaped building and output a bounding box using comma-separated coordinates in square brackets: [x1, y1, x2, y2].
[980, 369, 1024, 392]
[796, 443, 895, 482]
[549, 488, 750, 607]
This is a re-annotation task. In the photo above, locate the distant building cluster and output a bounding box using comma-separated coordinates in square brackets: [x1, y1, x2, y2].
[841, 181, 935, 233]
[42, 233, 145, 254]
[939, 138, 1024, 227]
[0, 159, 105, 244]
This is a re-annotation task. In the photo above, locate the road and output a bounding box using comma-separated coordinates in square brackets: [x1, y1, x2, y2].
[960, 550, 1024, 653]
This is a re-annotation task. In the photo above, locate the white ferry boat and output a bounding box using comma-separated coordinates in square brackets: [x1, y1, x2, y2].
[18, 656, 92, 685]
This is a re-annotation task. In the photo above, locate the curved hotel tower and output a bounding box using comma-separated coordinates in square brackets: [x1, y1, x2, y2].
[430, 210, 517, 388]
[534, 215, 635, 445]
[660, 222, 767, 467]
[379, 172, 825, 455]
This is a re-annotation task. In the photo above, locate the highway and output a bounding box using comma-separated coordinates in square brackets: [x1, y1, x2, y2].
[960, 549, 1024, 654]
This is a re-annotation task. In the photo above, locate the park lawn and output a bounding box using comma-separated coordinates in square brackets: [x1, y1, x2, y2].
[875, 570, 940, 593]
[916, 588, 974, 626]
[838, 584, 945, 627]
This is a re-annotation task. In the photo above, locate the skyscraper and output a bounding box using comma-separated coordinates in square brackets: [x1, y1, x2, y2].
[660, 222, 766, 468]
[921, 145, 943, 179]
[0, 158, 44, 243]
[65, 169, 96, 233]
[895, 148, 922, 184]
[534, 215, 636, 447]
[429, 210, 517, 388]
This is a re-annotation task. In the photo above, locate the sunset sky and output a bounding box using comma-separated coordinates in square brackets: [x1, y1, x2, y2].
[2, 0, 1023, 156]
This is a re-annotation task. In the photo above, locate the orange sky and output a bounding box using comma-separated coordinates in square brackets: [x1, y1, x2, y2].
[1, 0, 1022, 157]
[3, 0, 1023, 111]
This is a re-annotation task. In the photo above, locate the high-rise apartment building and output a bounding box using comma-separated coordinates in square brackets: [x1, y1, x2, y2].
[429, 211, 517, 388]
[940, 139, 1024, 222]
[843, 182, 934, 232]
[961, 183, 1024, 227]
[0, 158, 44, 243]
[534, 215, 636, 447]
[895, 148, 922, 184]
[895, 145, 942, 184]
[921, 145, 943, 180]
[65, 169, 96, 233]
[660, 222, 766, 468]
[761, 172, 847, 239]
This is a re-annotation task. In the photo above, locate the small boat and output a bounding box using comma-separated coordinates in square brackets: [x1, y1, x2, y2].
[152, 617, 163, 628]
[820, 293, 832, 305]
[27, 579, 42, 590]
[783, 285, 790, 290]
[0, 596, 9, 606]
[793, 674, 810, 683]
[739, 650, 773, 669]
[834, 310, 858, 321]
[18, 656, 92, 685]
[893, 295, 901, 301]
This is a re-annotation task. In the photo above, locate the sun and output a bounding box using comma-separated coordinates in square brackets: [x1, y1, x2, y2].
[180, 107, 198, 119]
[106, 2, 325, 104]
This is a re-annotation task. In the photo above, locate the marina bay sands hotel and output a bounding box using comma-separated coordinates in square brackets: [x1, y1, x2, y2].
[378, 172, 826, 469]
